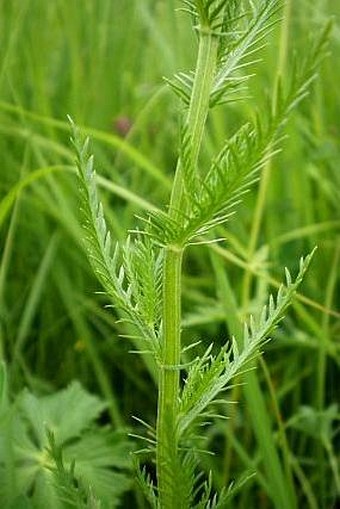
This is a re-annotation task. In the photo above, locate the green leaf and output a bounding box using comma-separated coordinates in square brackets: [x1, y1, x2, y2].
[18, 381, 106, 446]
[178, 252, 314, 436]
[168, 1, 282, 108]
[47, 428, 131, 509]
[287, 404, 339, 443]
[211, 0, 282, 107]
[135, 460, 158, 509]
[0, 382, 132, 508]
[151, 19, 330, 250]
[70, 118, 161, 360]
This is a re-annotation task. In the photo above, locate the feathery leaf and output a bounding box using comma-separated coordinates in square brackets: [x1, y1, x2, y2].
[178, 250, 315, 436]
[69, 118, 162, 359]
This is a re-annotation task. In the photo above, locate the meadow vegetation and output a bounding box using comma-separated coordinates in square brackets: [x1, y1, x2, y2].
[0, 1, 339, 508]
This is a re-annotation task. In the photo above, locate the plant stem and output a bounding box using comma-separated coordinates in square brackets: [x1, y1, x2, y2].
[156, 246, 183, 506]
[156, 26, 220, 508]
[169, 29, 219, 218]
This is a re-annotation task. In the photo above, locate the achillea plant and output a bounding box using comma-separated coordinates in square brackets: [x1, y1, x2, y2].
[70, 1, 329, 507]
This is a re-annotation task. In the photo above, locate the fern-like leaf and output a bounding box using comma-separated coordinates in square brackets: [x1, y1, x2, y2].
[167, 1, 281, 108]
[134, 459, 158, 509]
[150, 24, 329, 249]
[180, 1, 227, 30]
[178, 251, 315, 436]
[70, 118, 162, 359]
[211, 0, 282, 107]
[159, 437, 197, 509]
[46, 430, 101, 509]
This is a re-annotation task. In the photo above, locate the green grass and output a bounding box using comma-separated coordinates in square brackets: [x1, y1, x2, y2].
[0, 1, 339, 508]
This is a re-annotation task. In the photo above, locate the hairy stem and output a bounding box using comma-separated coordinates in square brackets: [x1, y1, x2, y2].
[156, 27, 220, 508]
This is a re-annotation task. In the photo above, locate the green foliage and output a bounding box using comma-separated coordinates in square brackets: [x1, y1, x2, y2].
[178, 252, 314, 437]
[170, 0, 281, 107]
[45, 430, 101, 509]
[148, 23, 331, 248]
[70, 0, 330, 505]
[0, 0, 338, 508]
[0, 379, 132, 508]
[287, 404, 339, 444]
[71, 122, 162, 362]
[135, 461, 158, 509]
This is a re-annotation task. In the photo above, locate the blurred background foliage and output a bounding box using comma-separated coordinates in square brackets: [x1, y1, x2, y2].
[0, 1, 339, 507]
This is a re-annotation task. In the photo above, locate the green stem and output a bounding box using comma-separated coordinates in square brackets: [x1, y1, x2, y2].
[156, 27, 220, 508]
[169, 29, 219, 217]
[156, 246, 183, 506]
